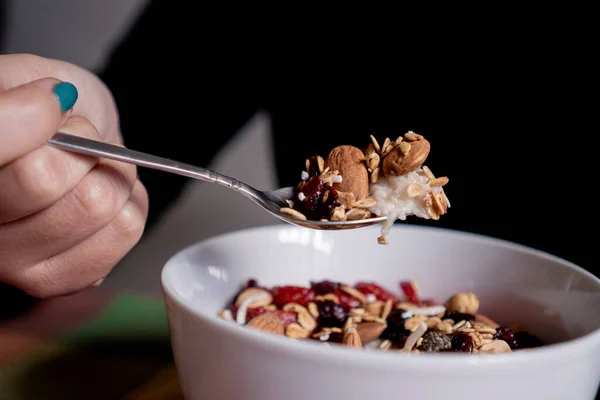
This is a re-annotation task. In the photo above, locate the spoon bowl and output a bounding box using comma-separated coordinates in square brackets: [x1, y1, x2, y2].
[48, 133, 387, 230]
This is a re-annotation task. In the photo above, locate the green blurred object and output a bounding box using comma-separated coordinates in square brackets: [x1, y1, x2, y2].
[0, 294, 177, 400]
[59, 294, 170, 343]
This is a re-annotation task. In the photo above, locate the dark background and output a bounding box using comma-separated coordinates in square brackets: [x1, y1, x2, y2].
[98, 3, 597, 277]
[1, 2, 596, 279]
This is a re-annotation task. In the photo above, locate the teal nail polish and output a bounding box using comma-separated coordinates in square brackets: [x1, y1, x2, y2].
[53, 82, 78, 113]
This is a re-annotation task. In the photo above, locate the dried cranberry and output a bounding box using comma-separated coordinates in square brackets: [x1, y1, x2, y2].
[333, 289, 362, 311]
[450, 332, 473, 353]
[317, 300, 347, 328]
[246, 307, 267, 321]
[271, 286, 315, 308]
[400, 281, 420, 304]
[442, 311, 475, 322]
[291, 175, 340, 221]
[355, 282, 399, 303]
[320, 186, 339, 217]
[310, 280, 339, 295]
[380, 308, 410, 345]
[292, 176, 325, 219]
[306, 156, 321, 178]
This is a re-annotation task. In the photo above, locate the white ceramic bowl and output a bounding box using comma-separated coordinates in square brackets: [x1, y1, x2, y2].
[161, 224, 600, 400]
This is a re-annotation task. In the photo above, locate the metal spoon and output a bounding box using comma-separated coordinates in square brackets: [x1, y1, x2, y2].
[47, 132, 386, 230]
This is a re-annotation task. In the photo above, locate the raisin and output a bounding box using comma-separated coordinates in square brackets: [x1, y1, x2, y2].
[450, 332, 474, 352]
[310, 280, 339, 295]
[513, 331, 543, 349]
[442, 311, 475, 322]
[493, 326, 542, 350]
[317, 300, 347, 328]
[292, 176, 340, 220]
[493, 326, 517, 348]
[380, 308, 410, 345]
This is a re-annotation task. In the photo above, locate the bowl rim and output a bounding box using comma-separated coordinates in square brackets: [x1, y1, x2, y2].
[161, 224, 600, 369]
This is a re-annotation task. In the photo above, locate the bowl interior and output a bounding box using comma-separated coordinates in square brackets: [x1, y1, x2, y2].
[162, 225, 600, 346]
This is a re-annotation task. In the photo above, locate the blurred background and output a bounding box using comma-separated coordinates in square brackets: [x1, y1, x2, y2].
[3, 1, 596, 296]
[2, 0, 282, 296]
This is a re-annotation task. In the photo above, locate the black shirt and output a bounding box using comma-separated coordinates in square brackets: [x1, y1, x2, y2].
[2, 1, 597, 277]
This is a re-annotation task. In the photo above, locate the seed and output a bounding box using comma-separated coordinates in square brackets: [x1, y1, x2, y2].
[422, 165, 435, 179]
[370, 135, 381, 153]
[353, 197, 377, 208]
[399, 141, 411, 155]
[428, 176, 449, 187]
[371, 167, 380, 183]
[317, 156, 325, 173]
[279, 207, 307, 220]
[404, 132, 424, 141]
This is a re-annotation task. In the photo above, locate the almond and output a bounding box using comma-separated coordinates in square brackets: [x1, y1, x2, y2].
[325, 145, 369, 200]
[356, 321, 387, 343]
[246, 312, 284, 335]
[382, 136, 430, 176]
[343, 327, 363, 348]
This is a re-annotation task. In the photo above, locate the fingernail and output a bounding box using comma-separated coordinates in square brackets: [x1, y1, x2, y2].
[92, 278, 104, 287]
[53, 82, 78, 113]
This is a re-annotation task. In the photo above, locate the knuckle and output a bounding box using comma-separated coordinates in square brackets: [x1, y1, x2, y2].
[73, 176, 120, 223]
[13, 150, 66, 202]
[112, 202, 145, 244]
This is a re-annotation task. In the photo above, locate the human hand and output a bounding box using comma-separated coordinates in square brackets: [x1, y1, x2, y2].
[0, 54, 149, 298]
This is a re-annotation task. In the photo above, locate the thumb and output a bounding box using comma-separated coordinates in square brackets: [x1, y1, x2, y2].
[0, 78, 78, 166]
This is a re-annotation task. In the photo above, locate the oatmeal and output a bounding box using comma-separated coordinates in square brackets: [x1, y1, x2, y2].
[218, 279, 543, 355]
[282, 132, 450, 244]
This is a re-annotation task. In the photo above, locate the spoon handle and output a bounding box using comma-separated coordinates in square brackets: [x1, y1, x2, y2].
[48, 132, 250, 193]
